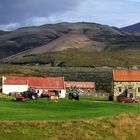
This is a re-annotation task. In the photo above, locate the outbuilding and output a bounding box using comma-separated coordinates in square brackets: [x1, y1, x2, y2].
[2, 76, 66, 98]
[112, 70, 140, 100]
[65, 81, 95, 95]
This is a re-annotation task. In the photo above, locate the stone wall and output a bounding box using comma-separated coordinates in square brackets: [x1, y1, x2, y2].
[113, 81, 140, 100]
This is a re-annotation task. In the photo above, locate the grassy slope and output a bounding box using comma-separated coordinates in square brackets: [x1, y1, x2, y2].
[0, 114, 140, 140]
[0, 95, 140, 139]
[8, 49, 140, 67]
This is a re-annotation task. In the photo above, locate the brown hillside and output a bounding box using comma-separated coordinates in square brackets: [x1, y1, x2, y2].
[1, 22, 140, 64]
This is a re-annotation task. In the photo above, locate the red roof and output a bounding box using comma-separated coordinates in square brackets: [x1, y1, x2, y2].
[3, 76, 65, 89]
[113, 70, 140, 81]
[65, 82, 95, 88]
[3, 79, 27, 85]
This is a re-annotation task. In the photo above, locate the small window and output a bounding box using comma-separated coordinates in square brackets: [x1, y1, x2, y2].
[88, 89, 91, 93]
[118, 87, 122, 92]
[127, 93, 133, 98]
[138, 87, 140, 92]
[130, 93, 133, 98]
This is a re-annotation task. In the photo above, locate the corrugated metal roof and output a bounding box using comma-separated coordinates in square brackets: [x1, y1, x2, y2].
[113, 70, 140, 81]
[3, 76, 65, 89]
[65, 82, 95, 88]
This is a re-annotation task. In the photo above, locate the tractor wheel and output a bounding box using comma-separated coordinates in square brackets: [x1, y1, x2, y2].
[133, 101, 136, 103]
[68, 93, 73, 100]
[75, 96, 79, 101]
[31, 94, 38, 100]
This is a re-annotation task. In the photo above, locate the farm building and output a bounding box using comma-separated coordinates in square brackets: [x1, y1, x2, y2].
[112, 70, 140, 101]
[2, 76, 66, 98]
[65, 82, 95, 95]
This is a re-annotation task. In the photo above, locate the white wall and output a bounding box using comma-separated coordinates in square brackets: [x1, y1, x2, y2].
[34, 89, 48, 97]
[59, 90, 66, 98]
[2, 85, 28, 94]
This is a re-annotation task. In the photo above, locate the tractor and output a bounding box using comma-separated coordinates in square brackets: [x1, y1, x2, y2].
[16, 87, 38, 101]
[68, 86, 80, 100]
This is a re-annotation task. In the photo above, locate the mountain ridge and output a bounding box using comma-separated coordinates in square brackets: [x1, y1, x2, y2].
[121, 22, 140, 32]
[1, 22, 140, 65]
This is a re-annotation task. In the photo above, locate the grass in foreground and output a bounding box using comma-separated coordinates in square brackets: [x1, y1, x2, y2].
[0, 114, 140, 140]
[0, 94, 140, 140]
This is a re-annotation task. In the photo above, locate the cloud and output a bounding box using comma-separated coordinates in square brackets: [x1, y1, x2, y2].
[24, 15, 63, 26]
[57, 0, 140, 27]
[0, 23, 20, 31]
[0, 0, 140, 30]
[0, 0, 83, 24]
[0, 0, 84, 30]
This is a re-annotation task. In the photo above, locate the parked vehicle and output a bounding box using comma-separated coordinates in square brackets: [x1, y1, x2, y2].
[68, 86, 80, 100]
[41, 90, 59, 99]
[118, 97, 138, 103]
[16, 87, 38, 101]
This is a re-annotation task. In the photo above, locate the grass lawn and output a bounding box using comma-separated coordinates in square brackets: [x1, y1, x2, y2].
[0, 94, 140, 140]
[0, 94, 139, 120]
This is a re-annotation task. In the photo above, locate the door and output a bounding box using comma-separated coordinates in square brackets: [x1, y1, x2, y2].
[127, 88, 136, 98]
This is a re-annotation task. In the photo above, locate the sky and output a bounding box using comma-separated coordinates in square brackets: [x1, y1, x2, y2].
[0, 0, 140, 31]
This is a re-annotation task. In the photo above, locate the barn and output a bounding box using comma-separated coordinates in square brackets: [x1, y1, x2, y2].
[65, 81, 95, 95]
[112, 70, 140, 101]
[2, 76, 66, 98]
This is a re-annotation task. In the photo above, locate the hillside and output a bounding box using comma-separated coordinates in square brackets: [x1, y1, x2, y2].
[121, 22, 140, 32]
[2, 49, 140, 69]
[0, 30, 9, 36]
[1, 22, 140, 65]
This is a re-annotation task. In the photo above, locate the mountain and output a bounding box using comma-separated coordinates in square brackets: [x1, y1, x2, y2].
[1, 22, 140, 65]
[0, 30, 10, 36]
[121, 22, 140, 32]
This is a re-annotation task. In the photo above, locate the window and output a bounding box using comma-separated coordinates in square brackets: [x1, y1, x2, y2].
[118, 87, 122, 92]
[138, 87, 140, 92]
[130, 93, 133, 98]
[127, 93, 133, 98]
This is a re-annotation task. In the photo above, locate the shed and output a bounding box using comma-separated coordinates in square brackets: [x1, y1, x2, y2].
[65, 81, 95, 95]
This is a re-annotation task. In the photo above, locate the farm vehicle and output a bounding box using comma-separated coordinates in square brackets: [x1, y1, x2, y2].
[41, 90, 59, 100]
[68, 86, 80, 100]
[16, 87, 38, 101]
[15, 88, 59, 101]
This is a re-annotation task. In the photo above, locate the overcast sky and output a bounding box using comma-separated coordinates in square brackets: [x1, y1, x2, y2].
[0, 0, 140, 31]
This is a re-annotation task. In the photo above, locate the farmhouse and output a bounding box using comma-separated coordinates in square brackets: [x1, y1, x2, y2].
[2, 76, 66, 98]
[112, 70, 140, 100]
[65, 81, 95, 95]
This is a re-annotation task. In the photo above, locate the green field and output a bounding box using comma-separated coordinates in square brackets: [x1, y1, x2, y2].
[0, 94, 140, 140]
[0, 94, 139, 121]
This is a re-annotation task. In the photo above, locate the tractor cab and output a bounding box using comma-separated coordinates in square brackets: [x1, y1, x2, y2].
[68, 86, 80, 100]
[16, 87, 38, 101]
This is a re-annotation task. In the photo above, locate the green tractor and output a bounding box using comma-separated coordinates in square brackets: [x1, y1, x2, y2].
[68, 86, 80, 100]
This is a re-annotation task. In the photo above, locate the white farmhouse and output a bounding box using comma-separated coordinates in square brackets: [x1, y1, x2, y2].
[2, 76, 66, 98]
